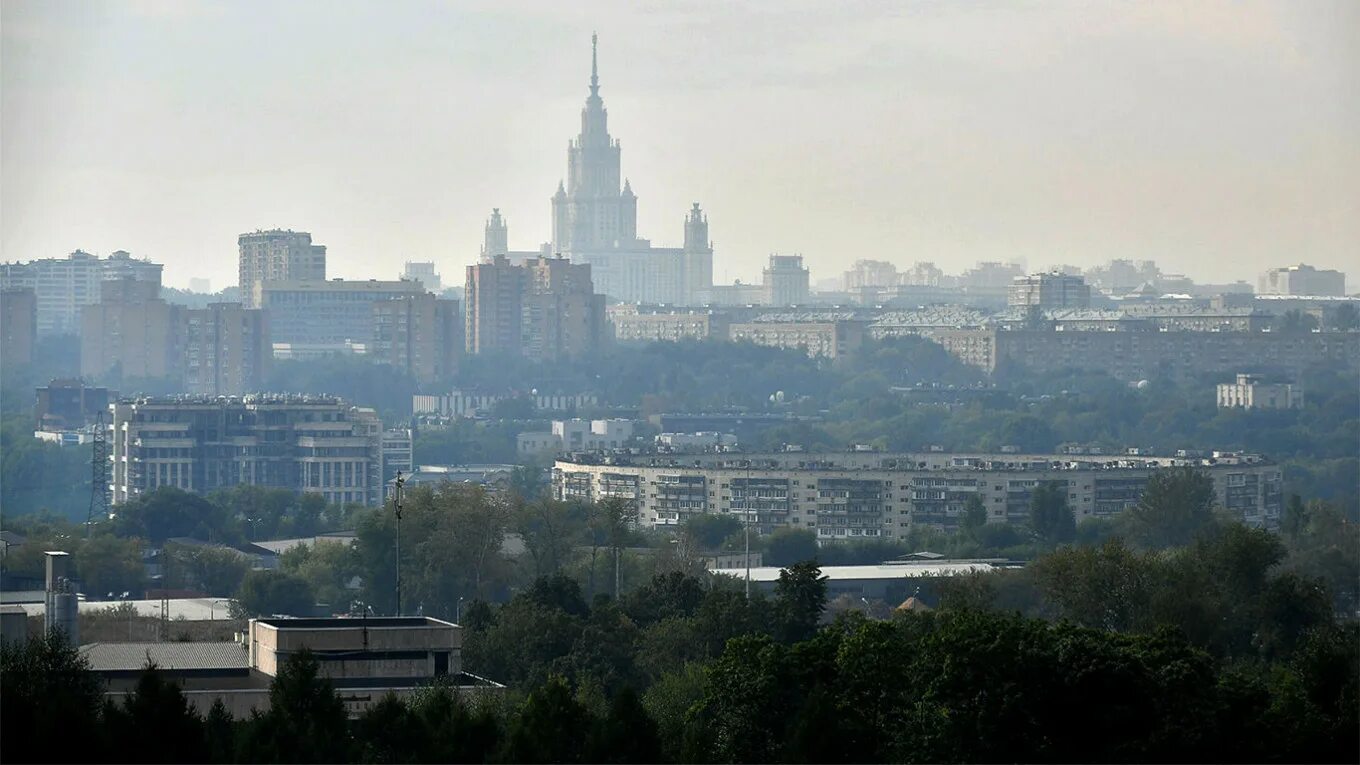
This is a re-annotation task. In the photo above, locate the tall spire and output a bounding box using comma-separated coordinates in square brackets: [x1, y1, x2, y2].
[590, 32, 599, 97]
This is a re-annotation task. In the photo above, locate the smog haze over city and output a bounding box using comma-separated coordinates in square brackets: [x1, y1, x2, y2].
[3, 0, 1358, 288]
[1, 3, 1357, 765]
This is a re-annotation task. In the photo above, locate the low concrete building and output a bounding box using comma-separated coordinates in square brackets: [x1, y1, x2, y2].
[1217, 374, 1302, 410]
[83, 616, 500, 718]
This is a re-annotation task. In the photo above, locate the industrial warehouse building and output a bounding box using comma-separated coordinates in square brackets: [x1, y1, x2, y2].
[553, 450, 1283, 537]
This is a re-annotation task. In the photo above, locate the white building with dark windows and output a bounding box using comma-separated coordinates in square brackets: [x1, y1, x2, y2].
[554, 450, 1284, 537]
[109, 395, 383, 507]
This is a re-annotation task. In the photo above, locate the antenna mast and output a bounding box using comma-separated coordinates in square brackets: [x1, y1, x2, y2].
[87, 409, 109, 538]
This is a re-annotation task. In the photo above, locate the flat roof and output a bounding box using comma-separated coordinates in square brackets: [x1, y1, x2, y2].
[81, 641, 248, 672]
[712, 562, 1000, 583]
[253, 616, 455, 630]
[15, 598, 236, 621]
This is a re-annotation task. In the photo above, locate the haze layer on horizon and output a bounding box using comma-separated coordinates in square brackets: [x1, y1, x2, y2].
[3, 0, 1357, 290]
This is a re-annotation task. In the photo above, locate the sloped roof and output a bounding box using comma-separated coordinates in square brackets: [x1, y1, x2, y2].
[80, 641, 248, 672]
[896, 596, 932, 612]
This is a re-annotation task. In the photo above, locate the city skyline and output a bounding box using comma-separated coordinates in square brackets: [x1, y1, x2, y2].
[3, 1, 1357, 291]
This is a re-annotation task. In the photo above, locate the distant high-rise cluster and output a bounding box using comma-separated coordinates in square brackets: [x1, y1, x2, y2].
[465, 255, 605, 361]
[0, 250, 162, 335]
[238, 229, 327, 307]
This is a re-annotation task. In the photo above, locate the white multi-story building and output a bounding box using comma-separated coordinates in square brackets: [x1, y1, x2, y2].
[517, 418, 636, 458]
[1258, 264, 1346, 297]
[1008, 272, 1092, 310]
[1217, 374, 1302, 410]
[554, 450, 1284, 537]
[1, 250, 163, 336]
[381, 427, 414, 483]
[109, 395, 382, 507]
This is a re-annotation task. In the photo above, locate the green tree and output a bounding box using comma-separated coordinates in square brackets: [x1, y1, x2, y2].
[1328, 302, 1359, 331]
[502, 675, 593, 763]
[514, 499, 587, 579]
[764, 527, 819, 567]
[167, 543, 250, 596]
[1030, 539, 1153, 632]
[1029, 480, 1075, 543]
[1274, 309, 1320, 334]
[238, 651, 350, 763]
[586, 687, 663, 764]
[961, 493, 989, 534]
[278, 540, 359, 609]
[774, 560, 828, 643]
[0, 631, 105, 763]
[76, 535, 146, 598]
[112, 487, 238, 545]
[1123, 467, 1217, 549]
[111, 664, 209, 763]
[351, 695, 422, 764]
[683, 513, 743, 550]
[233, 569, 315, 617]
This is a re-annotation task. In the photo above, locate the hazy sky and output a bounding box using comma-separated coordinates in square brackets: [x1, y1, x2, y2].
[3, 0, 1357, 290]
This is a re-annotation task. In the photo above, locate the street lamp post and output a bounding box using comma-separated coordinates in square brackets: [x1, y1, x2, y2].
[394, 471, 405, 617]
[210, 599, 230, 622]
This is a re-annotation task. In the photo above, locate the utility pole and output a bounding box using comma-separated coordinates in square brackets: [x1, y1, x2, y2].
[393, 471, 404, 617]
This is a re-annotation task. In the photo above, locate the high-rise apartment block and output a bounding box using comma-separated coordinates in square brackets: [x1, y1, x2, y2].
[185, 304, 271, 395]
[254, 279, 425, 349]
[80, 279, 184, 383]
[1008, 272, 1092, 310]
[1, 288, 37, 368]
[238, 230, 327, 307]
[371, 294, 461, 385]
[1258, 264, 1346, 297]
[81, 281, 269, 394]
[109, 395, 382, 507]
[465, 255, 605, 360]
[1, 250, 163, 336]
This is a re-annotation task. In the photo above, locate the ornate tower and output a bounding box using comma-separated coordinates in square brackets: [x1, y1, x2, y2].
[482, 208, 508, 261]
[552, 34, 632, 254]
[683, 203, 714, 303]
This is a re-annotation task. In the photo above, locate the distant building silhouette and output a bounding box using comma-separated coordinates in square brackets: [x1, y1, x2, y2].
[484, 35, 714, 305]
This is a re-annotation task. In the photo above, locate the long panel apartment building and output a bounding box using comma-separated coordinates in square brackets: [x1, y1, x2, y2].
[554, 450, 1283, 538]
[110, 395, 383, 507]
